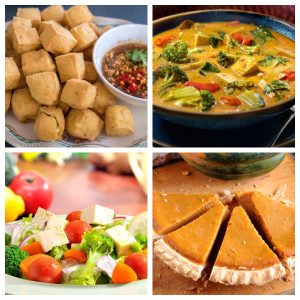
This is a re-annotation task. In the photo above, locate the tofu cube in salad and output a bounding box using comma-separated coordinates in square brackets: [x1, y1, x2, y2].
[34, 207, 68, 229]
[34, 229, 69, 252]
[81, 204, 114, 225]
[106, 225, 136, 256]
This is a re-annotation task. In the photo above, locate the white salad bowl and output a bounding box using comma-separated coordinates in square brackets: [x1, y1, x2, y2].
[93, 24, 147, 107]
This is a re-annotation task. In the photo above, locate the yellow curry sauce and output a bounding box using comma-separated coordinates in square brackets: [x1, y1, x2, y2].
[153, 21, 295, 113]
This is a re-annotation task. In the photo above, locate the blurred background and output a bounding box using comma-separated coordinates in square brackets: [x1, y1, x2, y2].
[5, 152, 147, 222]
[6, 5, 147, 24]
[153, 5, 295, 23]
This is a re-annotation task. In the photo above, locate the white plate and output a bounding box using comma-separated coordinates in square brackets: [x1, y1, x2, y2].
[5, 16, 147, 148]
[5, 214, 147, 295]
[5, 275, 147, 295]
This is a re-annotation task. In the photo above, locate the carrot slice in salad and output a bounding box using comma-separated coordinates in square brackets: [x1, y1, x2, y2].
[20, 254, 48, 278]
[64, 249, 87, 264]
[21, 242, 44, 256]
[112, 262, 137, 284]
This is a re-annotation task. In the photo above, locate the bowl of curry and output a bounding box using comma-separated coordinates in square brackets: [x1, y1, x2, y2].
[153, 10, 295, 129]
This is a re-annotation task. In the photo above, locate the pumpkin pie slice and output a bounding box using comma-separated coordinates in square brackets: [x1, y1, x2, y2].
[236, 191, 295, 278]
[210, 206, 286, 286]
[153, 190, 219, 235]
[154, 201, 227, 281]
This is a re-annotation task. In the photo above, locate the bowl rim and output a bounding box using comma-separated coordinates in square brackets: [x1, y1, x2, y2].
[153, 9, 295, 118]
[93, 23, 148, 104]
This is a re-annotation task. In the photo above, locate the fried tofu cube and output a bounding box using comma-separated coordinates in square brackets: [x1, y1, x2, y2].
[7, 17, 32, 43]
[231, 56, 259, 76]
[89, 23, 112, 37]
[66, 108, 104, 140]
[64, 5, 94, 28]
[17, 70, 27, 89]
[5, 57, 20, 90]
[84, 61, 98, 83]
[38, 20, 57, 35]
[26, 71, 60, 106]
[71, 23, 97, 52]
[17, 8, 41, 29]
[194, 33, 210, 46]
[83, 42, 95, 60]
[34, 107, 65, 141]
[55, 53, 85, 82]
[40, 22, 77, 54]
[5, 50, 22, 67]
[275, 47, 295, 58]
[105, 105, 134, 137]
[21, 49, 56, 76]
[11, 87, 40, 122]
[13, 27, 41, 54]
[60, 79, 96, 109]
[5, 91, 12, 113]
[93, 82, 116, 116]
[58, 100, 70, 115]
[41, 5, 65, 24]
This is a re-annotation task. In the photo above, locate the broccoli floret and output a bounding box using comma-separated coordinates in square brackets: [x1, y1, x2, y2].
[216, 51, 235, 68]
[164, 86, 215, 112]
[5, 233, 11, 246]
[155, 65, 188, 95]
[48, 245, 68, 261]
[5, 245, 29, 277]
[130, 233, 148, 252]
[199, 62, 220, 76]
[66, 231, 114, 286]
[161, 40, 190, 63]
[80, 230, 114, 264]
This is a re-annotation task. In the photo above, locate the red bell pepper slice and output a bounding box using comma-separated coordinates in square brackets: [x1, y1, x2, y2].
[184, 81, 220, 93]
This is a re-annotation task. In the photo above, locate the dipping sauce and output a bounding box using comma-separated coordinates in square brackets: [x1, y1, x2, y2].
[102, 43, 147, 99]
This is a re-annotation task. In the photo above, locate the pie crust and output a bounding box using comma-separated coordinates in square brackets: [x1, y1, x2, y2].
[209, 263, 286, 286]
[154, 238, 205, 281]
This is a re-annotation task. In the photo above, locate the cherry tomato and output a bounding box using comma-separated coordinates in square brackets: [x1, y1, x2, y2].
[27, 256, 62, 284]
[64, 220, 92, 244]
[66, 211, 81, 222]
[220, 96, 242, 106]
[124, 253, 147, 279]
[9, 171, 53, 215]
[283, 70, 295, 81]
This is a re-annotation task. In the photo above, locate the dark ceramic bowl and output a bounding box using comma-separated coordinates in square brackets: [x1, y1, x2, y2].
[153, 10, 295, 129]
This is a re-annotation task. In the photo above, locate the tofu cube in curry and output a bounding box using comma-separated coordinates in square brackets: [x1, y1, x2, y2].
[194, 33, 210, 46]
[231, 56, 259, 76]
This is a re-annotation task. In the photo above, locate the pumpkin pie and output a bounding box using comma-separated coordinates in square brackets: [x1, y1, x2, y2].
[154, 201, 227, 280]
[236, 191, 295, 278]
[210, 206, 286, 285]
[153, 190, 219, 234]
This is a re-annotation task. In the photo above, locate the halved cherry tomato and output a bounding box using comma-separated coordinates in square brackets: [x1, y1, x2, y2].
[220, 96, 242, 106]
[184, 81, 220, 93]
[241, 33, 254, 45]
[232, 32, 243, 44]
[20, 254, 46, 277]
[155, 35, 174, 47]
[283, 70, 295, 81]
[66, 211, 81, 222]
[124, 253, 147, 280]
[232, 33, 254, 45]
[27, 256, 63, 284]
[226, 20, 241, 26]
[64, 220, 92, 244]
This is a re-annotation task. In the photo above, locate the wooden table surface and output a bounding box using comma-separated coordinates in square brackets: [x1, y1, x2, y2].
[153, 154, 294, 295]
[17, 160, 147, 216]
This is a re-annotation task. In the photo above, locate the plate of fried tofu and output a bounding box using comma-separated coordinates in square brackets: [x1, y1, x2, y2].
[5, 5, 147, 147]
